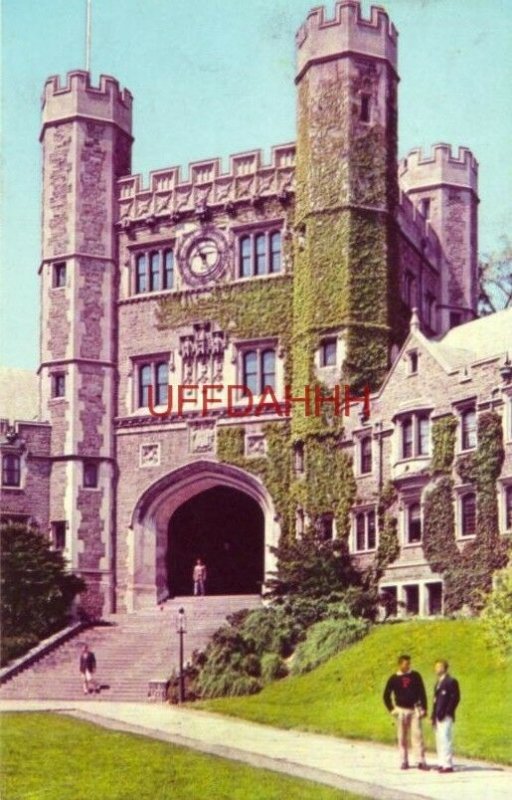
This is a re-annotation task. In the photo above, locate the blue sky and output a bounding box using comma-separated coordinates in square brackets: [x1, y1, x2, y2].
[2, 0, 511, 370]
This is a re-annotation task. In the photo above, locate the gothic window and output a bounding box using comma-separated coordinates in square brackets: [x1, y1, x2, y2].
[318, 514, 334, 541]
[270, 232, 282, 273]
[404, 271, 416, 306]
[354, 509, 377, 551]
[237, 229, 283, 277]
[417, 416, 430, 455]
[83, 461, 98, 489]
[461, 408, 477, 450]
[420, 198, 431, 219]
[242, 348, 276, 394]
[136, 254, 148, 293]
[52, 521, 66, 551]
[408, 351, 418, 374]
[424, 292, 436, 330]
[156, 362, 169, 405]
[255, 234, 267, 275]
[2, 454, 20, 487]
[164, 250, 174, 289]
[461, 493, 476, 537]
[135, 249, 175, 294]
[407, 503, 422, 543]
[138, 365, 152, 408]
[320, 338, 337, 367]
[53, 261, 66, 288]
[293, 442, 305, 474]
[505, 486, 512, 530]
[402, 417, 413, 458]
[360, 436, 372, 474]
[240, 237, 252, 278]
[52, 373, 66, 398]
[360, 93, 371, 123]
[149, 252, 160, 292]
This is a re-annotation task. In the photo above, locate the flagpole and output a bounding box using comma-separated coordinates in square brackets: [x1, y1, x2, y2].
[85, 0, 92, 73]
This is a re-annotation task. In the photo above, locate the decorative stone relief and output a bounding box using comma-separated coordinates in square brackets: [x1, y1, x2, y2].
[179, 323, 226, 387]
[245, 433, 267, 458]
[140, 443, 161, 468]
[189, 421, 216, 454]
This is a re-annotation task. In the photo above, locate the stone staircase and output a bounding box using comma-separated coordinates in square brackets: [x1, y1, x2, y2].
[0, 595, 261, 702]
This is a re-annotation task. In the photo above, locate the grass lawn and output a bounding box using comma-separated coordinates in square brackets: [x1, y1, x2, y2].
[197, 619, 512, 765]
[0, 712, 369, 800]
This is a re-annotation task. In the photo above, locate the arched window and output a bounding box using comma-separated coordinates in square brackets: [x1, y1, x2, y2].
[243, 351, 258, 395]
[139, 365, 152, 408]
[2, 454, 21, 487]
[136, 254, 147, 293]
[156, 362, 169, 405]
[461, 493, 476, 537]
[407, 503, 422, 543]
[461, 409, 477, 450]
[254, 234, 266, 275]
[360, 437, 372, 474]
[240, 236, 251, 277]
[261, 349, 276, 390]
[164, 250, 174, 289]
[149, 252, 160, 291]
[269, 232, 282, 273]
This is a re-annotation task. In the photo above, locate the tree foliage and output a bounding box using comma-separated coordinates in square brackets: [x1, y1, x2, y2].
[1, 522, 85, 645]
[479, 235, 512, 314]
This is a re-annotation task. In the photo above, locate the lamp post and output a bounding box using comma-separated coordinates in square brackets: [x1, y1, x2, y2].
[176, 607, 187, 703]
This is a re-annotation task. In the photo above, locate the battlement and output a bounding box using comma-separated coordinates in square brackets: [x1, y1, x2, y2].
[296, 1, 397, 79]
[41, 70, 132, 136]
[399, 144, 478, 194]
[117, 143, 296, 222]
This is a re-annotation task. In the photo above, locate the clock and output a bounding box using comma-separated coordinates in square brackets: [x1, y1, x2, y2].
[178, 227, 228, 287]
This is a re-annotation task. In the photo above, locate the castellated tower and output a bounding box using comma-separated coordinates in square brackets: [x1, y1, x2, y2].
[293, 0, 401, 422]
[39, 71, 132, 616]
[399, 144, 479, 331]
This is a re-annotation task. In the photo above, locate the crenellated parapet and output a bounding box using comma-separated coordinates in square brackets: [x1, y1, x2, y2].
[399, 144, 478, 195]
[41, 70, 132, 137]
[296, 0, 397, 79]
[117, 143, 296, 222]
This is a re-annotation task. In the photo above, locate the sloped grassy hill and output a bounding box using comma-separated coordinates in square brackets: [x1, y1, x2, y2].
[198, 619, 512, 765]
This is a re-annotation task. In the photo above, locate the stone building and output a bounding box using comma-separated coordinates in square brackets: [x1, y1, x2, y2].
[1, 1, 510, 618]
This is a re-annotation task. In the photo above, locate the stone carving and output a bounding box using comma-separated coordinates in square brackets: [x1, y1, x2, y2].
[140, 443, 160, 468]
[189, 421, 215, 454]
[179, 324, 226, 386]
[245, 434, 266, 458]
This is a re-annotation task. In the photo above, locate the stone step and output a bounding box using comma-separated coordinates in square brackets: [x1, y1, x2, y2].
[0, 595, 261, 701]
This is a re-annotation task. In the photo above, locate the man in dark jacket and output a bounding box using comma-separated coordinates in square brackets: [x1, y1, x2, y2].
[383, 654, 428, 770]
[431, 659, 460, 773]
[79, 643, 98, 695]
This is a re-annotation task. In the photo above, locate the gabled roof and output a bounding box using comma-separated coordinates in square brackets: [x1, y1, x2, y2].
[433, 308, 512, 366]
[0, 367, 39, 421]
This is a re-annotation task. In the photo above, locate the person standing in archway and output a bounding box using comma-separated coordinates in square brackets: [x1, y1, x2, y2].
[193, 558, 207, 596]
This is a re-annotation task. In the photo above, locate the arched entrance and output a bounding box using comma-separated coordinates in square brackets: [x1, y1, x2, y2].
[127, 460, 279, 610]
[167, 486, 264, 596]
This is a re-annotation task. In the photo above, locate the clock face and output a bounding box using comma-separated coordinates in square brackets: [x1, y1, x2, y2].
[189, 239, 221, 276]
[178, 228, 228, 287]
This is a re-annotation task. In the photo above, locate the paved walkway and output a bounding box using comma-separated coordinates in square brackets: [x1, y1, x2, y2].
[1, 700, 510, 800]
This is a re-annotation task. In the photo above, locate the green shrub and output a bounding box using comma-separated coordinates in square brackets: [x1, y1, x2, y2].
[0, 522, 85, 664]
[261, 652, 288, 683]
[291, 615, 369, 675]
[481, 565, 512, 659]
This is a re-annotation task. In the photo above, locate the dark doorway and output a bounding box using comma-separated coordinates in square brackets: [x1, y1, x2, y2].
[427, 582, 443, 616]
[404, 584, 419, 615]
[167, 486, 264, 596]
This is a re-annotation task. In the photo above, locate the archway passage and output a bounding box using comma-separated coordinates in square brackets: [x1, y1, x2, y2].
[167, 486, 264, 596]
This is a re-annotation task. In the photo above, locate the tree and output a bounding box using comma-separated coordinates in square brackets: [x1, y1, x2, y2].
[479, 236, 512, 314]
[1, 522, 85, 641]
[481, 564, 512, 659]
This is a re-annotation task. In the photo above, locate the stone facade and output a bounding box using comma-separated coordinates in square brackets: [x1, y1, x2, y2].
[2, 1, 510, 619]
